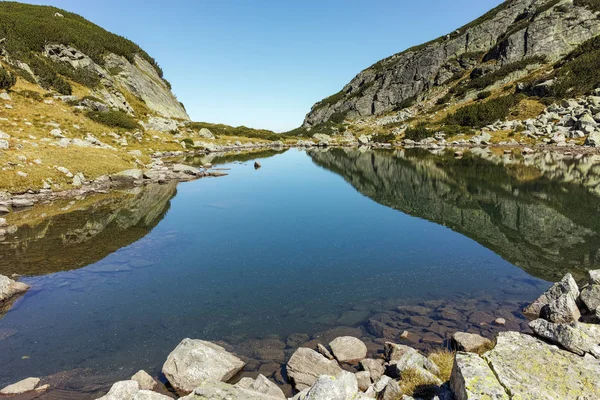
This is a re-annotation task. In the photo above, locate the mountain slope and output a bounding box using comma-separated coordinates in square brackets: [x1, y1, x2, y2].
[303, 0, 600, 128]
[0, 1, 188, 119]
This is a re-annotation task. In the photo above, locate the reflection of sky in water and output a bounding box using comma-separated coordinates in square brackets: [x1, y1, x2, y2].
[0, 149, 567, 387]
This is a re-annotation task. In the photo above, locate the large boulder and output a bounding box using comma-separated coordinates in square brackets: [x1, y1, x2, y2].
[452, 332, 492, 354]
[328, 336, 367, 363]
[286, 348, 342, 391]
[529, 319, 600, 357]
[234, 374, 285, 399]
[0, 275, 30, 303]
[483, 331, 600, 398]
[522, 273, 579, 320]
[450, 352, 508, 400]
[162, 339, 246, 393]
[540, 292, 581, 323]
[302, 370, 358, 400]
[179, 381, 284, 400]
[131, 370, 157, 391]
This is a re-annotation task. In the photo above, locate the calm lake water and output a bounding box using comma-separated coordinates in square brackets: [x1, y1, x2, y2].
[1, 147, 600, 395]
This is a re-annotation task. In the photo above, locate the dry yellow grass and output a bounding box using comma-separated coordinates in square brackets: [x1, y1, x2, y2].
[428, 348, 456, 382]
[509, 98, 546, 121]
[397, 368, 443, 398]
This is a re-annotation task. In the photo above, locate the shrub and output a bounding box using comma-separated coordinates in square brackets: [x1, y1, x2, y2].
[394, 95, 417, 110]
[28, 56, 72, 94]
[477, 90, 492, 100]
[371, 133, 395, 143]
[404, 122, 434, 141]
[0, 68, 16, 90]
[550, 35, 600, 98]
[444, 94, 522, 127]
[86, 110, 139, 129]
[436, 92, 452, 105]
[17, 90, 43, 101]
[575, 0, 600, 11]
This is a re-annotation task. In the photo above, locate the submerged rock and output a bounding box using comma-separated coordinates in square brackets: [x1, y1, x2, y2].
[162, 338, 246, 393]
[286, 347, 342, 391]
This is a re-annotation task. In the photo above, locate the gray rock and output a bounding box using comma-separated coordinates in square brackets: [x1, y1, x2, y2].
[179, 381, 287, 400]
[0, 274, 30, 303]
[97, 380, 172, 400]
[386, 347, 441, 379]
[355, 371, 371, 392]
[450, 352, 508, 400]
[286, 347, 342, 391]
[452, 332, 492, 354]
[303, 370, 358, 400]
[235, 374, 285, 399]
[172, 164, 200, 175]
[111, 169, 144, 183]
[379, 379, 402, 400]
[580, 284, 600, 313]
[162, 338, 246, 393]
[317, 343, 334, 360]
[131, 370, 157, 391]
[529, 318, 600, 357]
[328, 336, 367, 363]
[584, 131, 600, 147]
[384, 342, 416, 362]
[589, 269, 600, 285]
[540, 292, 581, 323]
[359, 358, 385, 381]
[0, 377, 40, 395]
[522, 273, 579, 319]
[483, 331, 600, 398]
[198, 128, 215, 139]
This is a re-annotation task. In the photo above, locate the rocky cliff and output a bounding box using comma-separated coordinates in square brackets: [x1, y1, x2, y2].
[303, 0, 600, 127]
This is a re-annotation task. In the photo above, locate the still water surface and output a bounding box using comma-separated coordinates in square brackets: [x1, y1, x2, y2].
[1, 148, 599, 392]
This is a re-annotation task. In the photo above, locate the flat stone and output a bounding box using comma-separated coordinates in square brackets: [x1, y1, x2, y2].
[450, 352, 508, 400]
[1, 377, 41, 395]
[162, 338, 246, 393]
[286, 347, 342, 391]
[452, 332, 492, 354]
[328, 336, 367, 362]
[483, 331, 600, 398]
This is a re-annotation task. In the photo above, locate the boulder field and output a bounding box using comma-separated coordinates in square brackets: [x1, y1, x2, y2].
[2, 270, 600, 399]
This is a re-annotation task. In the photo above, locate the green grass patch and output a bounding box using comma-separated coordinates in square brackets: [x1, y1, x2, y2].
[187, 122, 281, 141]
[86, 110, 139, 130]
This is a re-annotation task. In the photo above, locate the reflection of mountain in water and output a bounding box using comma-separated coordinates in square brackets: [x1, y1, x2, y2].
[309, 148, 600, 282]
[0, 183, 177, 276]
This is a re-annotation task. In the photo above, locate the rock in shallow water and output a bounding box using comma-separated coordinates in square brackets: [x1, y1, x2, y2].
[162, 338, 246, 393]
[452, 332, 492, 354]
[0, 377, 41, 395]
[328, 336, 367, 363]
[0, 274, 30, 303]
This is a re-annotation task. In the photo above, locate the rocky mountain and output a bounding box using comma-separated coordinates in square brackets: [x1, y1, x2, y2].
[0, 2, 188, 120]
[303, 0, 600, 128]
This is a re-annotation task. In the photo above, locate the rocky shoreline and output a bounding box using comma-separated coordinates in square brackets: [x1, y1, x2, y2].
[1, 270, 599, 399]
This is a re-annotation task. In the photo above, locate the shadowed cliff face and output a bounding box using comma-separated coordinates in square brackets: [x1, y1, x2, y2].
[309, 148, 600, 282]
[0, 182, 177, 277]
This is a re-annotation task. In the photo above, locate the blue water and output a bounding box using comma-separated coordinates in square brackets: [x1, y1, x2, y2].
[1, 148, 585, 391]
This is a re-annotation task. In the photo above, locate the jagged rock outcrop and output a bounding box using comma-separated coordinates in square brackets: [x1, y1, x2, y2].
[303, 0, 600, 127]
[44, 44, 188, 120]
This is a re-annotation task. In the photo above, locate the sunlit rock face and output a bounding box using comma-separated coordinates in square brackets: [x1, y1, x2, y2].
[0, 182, 177, 277]
[309, 148, 600, 282]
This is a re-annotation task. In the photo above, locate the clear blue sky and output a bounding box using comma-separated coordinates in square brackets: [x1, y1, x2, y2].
[20, 0, 502, 131]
